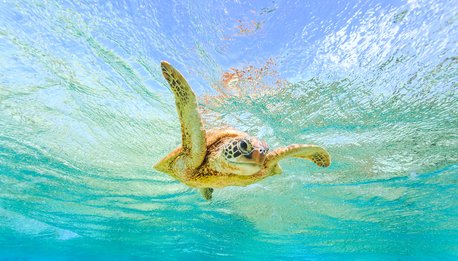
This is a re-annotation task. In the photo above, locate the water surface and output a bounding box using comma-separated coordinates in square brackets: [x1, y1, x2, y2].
[1, 0, 457, 259]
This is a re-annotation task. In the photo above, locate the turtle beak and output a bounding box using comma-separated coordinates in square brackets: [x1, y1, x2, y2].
[251, 147, 268, 165]
[248, 140, 268, 165]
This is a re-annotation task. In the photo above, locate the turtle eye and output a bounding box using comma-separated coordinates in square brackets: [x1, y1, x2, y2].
[238, 139, 253, 154]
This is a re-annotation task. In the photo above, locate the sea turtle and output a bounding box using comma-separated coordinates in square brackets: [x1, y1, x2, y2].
[154, 61, 331, 200]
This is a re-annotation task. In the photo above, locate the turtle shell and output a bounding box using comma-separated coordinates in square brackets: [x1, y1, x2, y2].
[153, 128, 245, 174]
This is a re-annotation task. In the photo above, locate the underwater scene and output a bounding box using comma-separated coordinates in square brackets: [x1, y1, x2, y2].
[1, 0, 457, 260]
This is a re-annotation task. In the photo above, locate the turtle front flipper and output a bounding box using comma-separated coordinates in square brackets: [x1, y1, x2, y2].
[161, 61, 206, 170]
[264, 144, 331, 174]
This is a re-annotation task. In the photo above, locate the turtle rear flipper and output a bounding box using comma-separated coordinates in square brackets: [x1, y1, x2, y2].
[160, 61, 207, 170]
[199, 188, 214, 200]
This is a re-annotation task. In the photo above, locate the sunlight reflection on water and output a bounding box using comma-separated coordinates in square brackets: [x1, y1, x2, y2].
[0, 0, 457, 259]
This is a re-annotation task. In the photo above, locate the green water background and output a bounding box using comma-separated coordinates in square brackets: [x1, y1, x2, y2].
[1, 0, 457, 259]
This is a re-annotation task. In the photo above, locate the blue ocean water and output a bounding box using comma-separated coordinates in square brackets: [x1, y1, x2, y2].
[1, 0, 457, 260]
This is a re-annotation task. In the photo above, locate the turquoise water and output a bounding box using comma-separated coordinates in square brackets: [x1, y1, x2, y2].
[1, 0, 457, 259]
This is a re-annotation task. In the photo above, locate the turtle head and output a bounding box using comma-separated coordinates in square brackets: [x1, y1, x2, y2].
[220, 136, 269, 176]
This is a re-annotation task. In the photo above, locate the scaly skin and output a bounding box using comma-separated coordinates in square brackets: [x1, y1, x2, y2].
[155, 129, 277, 188]
[154, 129, 330, 188]
[153, 61, 331, 198]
